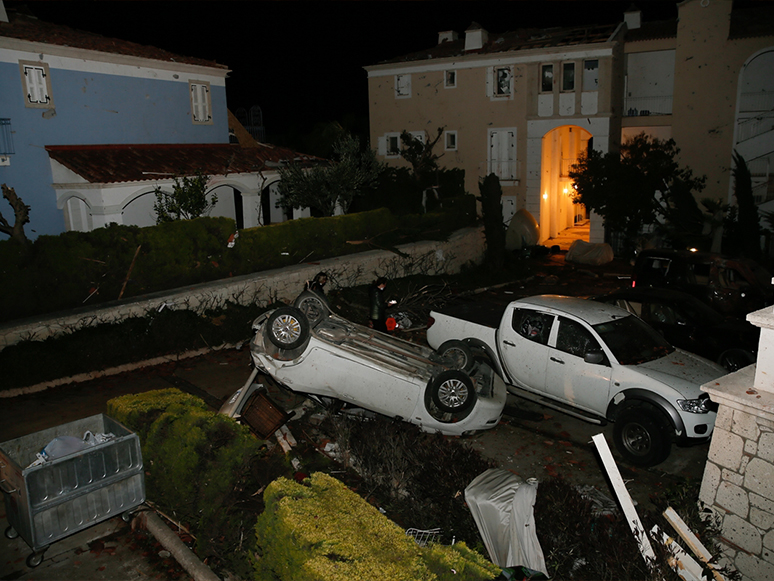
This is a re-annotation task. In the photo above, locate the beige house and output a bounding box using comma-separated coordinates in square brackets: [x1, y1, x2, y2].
[365, 0, 774, 248]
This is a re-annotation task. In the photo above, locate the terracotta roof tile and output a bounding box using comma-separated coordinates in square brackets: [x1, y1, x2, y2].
[45, 143, 319, 184]
[0, 8, 228, 70]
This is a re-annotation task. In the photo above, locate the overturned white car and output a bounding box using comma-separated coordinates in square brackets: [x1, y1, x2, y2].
[247, 292, 507, 436]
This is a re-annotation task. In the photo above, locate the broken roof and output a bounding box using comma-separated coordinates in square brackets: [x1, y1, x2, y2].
[45, 143, 319, 184]
[375, 22, 622, 66]
[0, 6, 228, 70]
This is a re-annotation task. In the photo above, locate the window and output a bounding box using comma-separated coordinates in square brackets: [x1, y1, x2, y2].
[445, 70, 457, 88]
[488, 128, 518, 182]
[541, 64, 554, 93]
[494, 66, 512, 96]
[395, 74, 411, 98]
[583, 60, 599, 91]
[444, 130, 457, 151]
[378, 133, 401, 158]
[556, 317, 601, 359]
[512, 308, 553, 346]
[562, 62, 575, 91]
[189, 81, 212, 124]
[20, 61, 53, 108]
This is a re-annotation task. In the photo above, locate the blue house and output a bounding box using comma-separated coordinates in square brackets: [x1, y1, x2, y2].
[0, 3, 311, 239]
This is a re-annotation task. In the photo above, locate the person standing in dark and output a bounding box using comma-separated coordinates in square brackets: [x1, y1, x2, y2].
[369, 277, 388, 332]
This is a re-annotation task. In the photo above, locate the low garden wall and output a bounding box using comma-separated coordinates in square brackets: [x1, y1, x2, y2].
[0, 226, 484, 352]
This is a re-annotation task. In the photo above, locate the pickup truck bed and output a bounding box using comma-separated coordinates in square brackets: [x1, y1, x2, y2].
[433, 300, 507, 330]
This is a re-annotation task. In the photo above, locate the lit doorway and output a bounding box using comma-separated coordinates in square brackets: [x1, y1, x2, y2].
[539, 125, 591, 241]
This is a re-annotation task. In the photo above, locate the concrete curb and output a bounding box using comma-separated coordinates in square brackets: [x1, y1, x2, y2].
[140, 510, 221, 581]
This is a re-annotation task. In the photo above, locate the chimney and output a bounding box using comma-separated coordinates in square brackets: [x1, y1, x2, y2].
[464, 22, 488, 51]
[624, 4, 641, 29]
[438, 30, 459, 44]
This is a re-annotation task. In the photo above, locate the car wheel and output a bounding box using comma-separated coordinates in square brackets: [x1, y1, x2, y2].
[293, 291, 329, 327]
[613, 405, 672, 467]
[436, 340, 475, 372]
[718, 348, 754, 372]
[265, 307, 310, 350]
[429, 370, 476, 414]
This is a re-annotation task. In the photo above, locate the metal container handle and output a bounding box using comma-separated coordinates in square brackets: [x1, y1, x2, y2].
[0, 478, 18, 495]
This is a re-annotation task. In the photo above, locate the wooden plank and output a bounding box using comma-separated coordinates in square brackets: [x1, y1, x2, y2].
[664, 507, 727, 581]
[592, 433, 657, 565]
[652, 524, 704, 581]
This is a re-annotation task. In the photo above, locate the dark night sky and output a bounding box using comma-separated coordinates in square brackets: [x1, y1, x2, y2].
[17, 1, 681, 141]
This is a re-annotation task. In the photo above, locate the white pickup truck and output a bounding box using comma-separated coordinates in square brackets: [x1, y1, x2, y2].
[426, 294, 726, 466]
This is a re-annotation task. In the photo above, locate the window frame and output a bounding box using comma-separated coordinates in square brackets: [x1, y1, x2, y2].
[583, 59, 599, 92]
[379, 132, 401, 158]
[444, 130, 458, 151]
[395, 74, 411, 98]
[19, 60, 54, 109]
[488, 127, 518, 183]
[561, 61, 576, 92]
[444, 70, 457, 88]
[540, 63, 554, 93]
[493, 66, 513, 97]
[189, 80, 213, 125]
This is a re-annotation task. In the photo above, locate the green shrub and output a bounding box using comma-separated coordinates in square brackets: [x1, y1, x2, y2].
[108, 388, 265, 576]
[254, 472, 499, 581]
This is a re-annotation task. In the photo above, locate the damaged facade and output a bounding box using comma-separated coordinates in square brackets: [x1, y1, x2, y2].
[0, 5, 313, 238]
[365, 0, 774, 246]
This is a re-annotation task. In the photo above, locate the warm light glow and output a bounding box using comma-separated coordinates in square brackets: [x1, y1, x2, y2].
[543, 192, 548, 200]
[688, 247, 698, 252]
[563, 188, 568, 194]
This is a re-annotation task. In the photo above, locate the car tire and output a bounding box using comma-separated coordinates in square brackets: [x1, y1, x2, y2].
[436, 340, 475, 372]
[429, 370, 476, 414]
[293, 291, 329, 327]
[265, 307, 310, 350]
[718, 348, 754, 372]
[613, 405, 672, 467]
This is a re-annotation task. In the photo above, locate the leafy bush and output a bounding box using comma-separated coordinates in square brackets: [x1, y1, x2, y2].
[254, 472, 499, 581]
[108, 388, 265, 577]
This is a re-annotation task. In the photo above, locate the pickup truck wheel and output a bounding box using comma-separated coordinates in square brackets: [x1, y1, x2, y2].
[613, 406, 671, 467]
[436, 340, 475, 372]
[293, 291, 329, 327]
[430, 370, 476, 414]
[266, 307, 310, 350]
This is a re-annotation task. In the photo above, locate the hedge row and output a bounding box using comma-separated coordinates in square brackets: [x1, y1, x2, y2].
[0, 198, 476, 323]
[107, 388, 265, 578]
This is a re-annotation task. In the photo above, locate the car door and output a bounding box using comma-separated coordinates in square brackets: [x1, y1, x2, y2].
[544, 316, 612, 414]
[498, 306, 554, 392]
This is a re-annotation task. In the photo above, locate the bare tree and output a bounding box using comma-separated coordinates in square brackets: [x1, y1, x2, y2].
[0, 184, 31, 246]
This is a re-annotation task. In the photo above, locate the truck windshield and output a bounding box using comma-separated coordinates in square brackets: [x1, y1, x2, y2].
[593, 315, 674, 365]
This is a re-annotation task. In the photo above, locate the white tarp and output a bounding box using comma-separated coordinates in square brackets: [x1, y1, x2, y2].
[565, 239, 614, 266]
[464, 468, 547, 574]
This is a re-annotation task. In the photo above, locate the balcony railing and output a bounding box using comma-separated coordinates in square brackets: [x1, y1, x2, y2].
[624, 95, 673, 116]
[736, 114, 774, 143]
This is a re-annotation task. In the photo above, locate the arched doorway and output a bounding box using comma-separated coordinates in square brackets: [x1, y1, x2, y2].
[539, 125, 591, 241]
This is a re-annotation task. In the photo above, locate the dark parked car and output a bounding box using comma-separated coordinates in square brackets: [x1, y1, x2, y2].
[631, 249, 773, 319]
[594, 287, 759, 371]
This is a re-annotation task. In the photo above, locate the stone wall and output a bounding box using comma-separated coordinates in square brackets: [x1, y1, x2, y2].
[700, 304, 774, 581]
[0, 226, 485, 352]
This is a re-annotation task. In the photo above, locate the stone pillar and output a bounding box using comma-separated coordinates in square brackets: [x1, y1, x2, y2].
[700, 304, 774, 581]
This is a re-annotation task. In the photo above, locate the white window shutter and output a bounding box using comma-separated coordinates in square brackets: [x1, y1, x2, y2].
[377, 136, 387, 156]
[25, 66, 48, 104]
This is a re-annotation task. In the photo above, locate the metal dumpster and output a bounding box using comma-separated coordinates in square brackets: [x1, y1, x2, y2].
[0, 414, 145, 567]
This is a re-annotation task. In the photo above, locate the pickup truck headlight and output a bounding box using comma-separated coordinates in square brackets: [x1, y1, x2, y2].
[676, 398, 711, 414]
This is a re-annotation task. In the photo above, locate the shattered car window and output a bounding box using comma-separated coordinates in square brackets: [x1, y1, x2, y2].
[555, 317, 601, 359]
[512, 308, 553, 346]
[593, 314, 673, 365]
